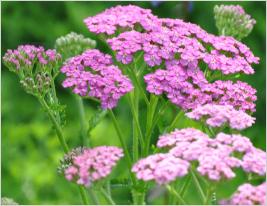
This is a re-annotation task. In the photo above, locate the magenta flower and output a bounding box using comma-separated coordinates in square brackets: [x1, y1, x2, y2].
[61, 49, 133, 109]
[64, 146, 124, 186]
[220, 182, 266, 205]
[241, 148, 266, 176]
[3, 45, 61, 70]
[84, 5, 158, 35]
[186, 104, 255, 130]
[132, 153, 190, 185]
[156, 128, 265, 181]
[144, 60, 257, 112]
[85, 5, 259, 75]
[157, 128, 210, 149]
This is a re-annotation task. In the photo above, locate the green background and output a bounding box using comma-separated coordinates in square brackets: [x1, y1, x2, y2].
[1, 1, 266, 205]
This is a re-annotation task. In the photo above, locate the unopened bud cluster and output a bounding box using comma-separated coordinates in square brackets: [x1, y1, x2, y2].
[55, 32, 96, 59]
[3, 45, 61, 96]
[214, 5, 256, 40]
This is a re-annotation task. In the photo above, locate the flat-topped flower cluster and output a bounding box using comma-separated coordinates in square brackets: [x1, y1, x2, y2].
[133, 127, 265, 184]
[78, 5, 259, 111]
[63, 146, 124, 186]
[3, 45, 61, 70]
[61, 49, 133, 108]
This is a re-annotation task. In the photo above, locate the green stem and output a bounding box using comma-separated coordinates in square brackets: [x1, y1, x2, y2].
[166, 185, 186, 205]
[78, 186, 90, 205]
[100, 188, 116, 205]
[148, 100, 170, 142]
[88, 188, 99, 205]
[205, 184, 217, 205]
[130, 91, 140, 162]
[75, 95, 89, 146]
[128, 67, 149, 106]
[166, 109, 184, 133]
[38, 97, 69, 153]
[179, 175, 192, 198]
[50, 79, 61, 124]
[108, 110, 136, 184]
[38, 97, 90, 205]
[127, 93, 145, 149]
[190, 169, 206, 203]
[144, 95, 159, 155]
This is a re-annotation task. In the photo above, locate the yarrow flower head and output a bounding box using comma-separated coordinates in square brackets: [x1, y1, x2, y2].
[132, 153, 190, 185]
[63, 146, 124, 187]
[241, 148, 266, 176]
[61, 49, 133, 109]
[220, 182, 266, 205]
[186, 104, 255, 130]
[145, 65, 257, 112]
[84, 5, 259, 112]
[84, 5, 158, 35]
[55, 32, 96, 60]
[2, 45, 61, 96]
[214, 5, 256, 40]
[155, 128, 265, 182]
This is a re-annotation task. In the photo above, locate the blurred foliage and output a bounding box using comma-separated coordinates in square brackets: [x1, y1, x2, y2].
[1, 1, 265, 205]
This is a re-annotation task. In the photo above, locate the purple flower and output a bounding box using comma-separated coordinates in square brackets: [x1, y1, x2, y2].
[220, 182, 266, 205]
[132, 153, 190, 184]
[186, 104, 255, 130]
[241, 148, 266, 176]
[61, 49, 133, 109]
[3, 45, 61, 70]
[64, 146, 124, 186]
[156, 128, 265, 181]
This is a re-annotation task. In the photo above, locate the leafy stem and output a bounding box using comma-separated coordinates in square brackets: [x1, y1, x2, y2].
[38, 97, 69, 153]
[38, 97, 91, 205]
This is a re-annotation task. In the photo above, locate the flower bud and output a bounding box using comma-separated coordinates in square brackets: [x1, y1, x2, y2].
[55, 32, 96, 60]
[214, 5, 256, 40]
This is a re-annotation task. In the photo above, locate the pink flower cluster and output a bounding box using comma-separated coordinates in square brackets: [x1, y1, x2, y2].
[3, 45, 61, 70]
[61, 49, 133, 109]
[84, 5, 259, 112]
[154, 128, 266, 181]
[64, 146, 124, 186]
[220, 182, 266, 205]
[144, 63, 257, 112]
[242, 148, 266, 176]
[186, 104, 255, 130]
[84, 5, 158, 35]
[100, 6, 259, 73]
[131, 153, 189, 185]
